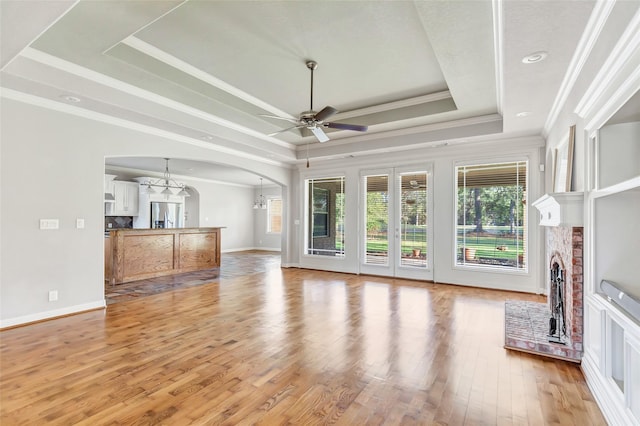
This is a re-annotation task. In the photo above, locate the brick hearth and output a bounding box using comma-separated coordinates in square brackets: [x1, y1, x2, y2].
[504, 301, 582, 361]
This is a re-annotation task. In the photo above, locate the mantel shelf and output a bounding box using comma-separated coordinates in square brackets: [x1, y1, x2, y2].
[531, 192, 584, 227]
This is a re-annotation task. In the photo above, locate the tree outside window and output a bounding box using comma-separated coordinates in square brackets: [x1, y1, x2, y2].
[456, 161, 527, 270]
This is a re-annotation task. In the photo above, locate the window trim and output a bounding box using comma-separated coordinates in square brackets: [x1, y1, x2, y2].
[453, 158, 529, 274]
[304, 175, 346, 258]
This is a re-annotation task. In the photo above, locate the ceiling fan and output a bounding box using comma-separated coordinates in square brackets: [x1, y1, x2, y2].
[261, 60, 368, 143]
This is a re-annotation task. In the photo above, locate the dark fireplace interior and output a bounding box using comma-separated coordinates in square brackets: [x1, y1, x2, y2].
[548, 262, 566, 344]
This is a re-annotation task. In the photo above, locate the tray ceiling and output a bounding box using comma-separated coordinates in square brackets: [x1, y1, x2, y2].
[1, 0, 596, 184]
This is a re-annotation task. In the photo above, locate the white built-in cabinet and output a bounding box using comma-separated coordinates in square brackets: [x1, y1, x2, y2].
[582, 120, 640, 426]
[112, 181, 139, 216]
[105, 178, 139, 217]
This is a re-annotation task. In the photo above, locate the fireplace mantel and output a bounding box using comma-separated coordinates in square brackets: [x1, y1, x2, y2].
[531, 192, 584, 227]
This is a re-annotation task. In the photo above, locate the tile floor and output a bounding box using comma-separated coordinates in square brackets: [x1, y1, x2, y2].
[105, 250, 281, 305]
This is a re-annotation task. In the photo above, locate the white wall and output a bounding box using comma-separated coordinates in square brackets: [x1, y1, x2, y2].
[186, 179, 256, 251]
[0, 97, 291, 327]
[597, 122, 640, 188]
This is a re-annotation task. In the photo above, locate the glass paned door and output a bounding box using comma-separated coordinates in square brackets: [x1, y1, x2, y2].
[361, 166, 433, 280]
[364, 174, 390, 266]
[399, 173, 428, 269]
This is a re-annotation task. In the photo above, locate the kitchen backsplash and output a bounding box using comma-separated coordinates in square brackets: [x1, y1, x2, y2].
[105, 216, 133, 230]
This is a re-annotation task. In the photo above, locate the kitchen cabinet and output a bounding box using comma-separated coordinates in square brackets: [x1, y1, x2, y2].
[108, 181, 139, 216]
[104, 174, 117, 196]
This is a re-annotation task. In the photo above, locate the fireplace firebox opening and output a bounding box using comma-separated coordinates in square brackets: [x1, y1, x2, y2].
[549, 261, 566, 344]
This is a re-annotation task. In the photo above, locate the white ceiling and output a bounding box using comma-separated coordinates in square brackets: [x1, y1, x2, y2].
[1, 0, 598, 186]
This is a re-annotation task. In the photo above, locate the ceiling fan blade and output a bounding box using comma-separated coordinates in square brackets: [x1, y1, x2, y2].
[259, 114, 300, 124]
[314, 106, 338, 122]
[325, 122, 368, 132]
[310, 126, 330, 143]
[268, 125, 305, 136]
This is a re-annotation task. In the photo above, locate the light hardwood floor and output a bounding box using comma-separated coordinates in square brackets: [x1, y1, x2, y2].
[1, 252, 606, 425]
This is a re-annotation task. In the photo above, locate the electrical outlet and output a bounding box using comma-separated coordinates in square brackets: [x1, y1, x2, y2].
[48, 290, 58, 302]
[40, 219, 59, 230]
[76, 218, 85, 229]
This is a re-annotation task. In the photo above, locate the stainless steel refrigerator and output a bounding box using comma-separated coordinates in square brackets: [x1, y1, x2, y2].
[150, 202, 184, 228]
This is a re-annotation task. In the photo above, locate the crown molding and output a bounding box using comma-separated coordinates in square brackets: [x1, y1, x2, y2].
[19, 47, 295, 150]
[543, 0, 616, 137]
[1, 88, 289, 167]
[584, 64, 640, 132]
[575, 7, 640, 122]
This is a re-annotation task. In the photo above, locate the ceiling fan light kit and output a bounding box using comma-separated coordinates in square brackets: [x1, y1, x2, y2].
[262, 60, 368, 143]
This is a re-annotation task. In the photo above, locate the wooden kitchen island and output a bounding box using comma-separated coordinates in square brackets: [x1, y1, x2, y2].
[106, 227, 222, 285]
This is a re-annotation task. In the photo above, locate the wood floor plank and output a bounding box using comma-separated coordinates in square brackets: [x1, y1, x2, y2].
[0, 252, 607, 424]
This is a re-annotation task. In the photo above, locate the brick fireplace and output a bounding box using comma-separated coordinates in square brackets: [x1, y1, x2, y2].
[546, 226, 584, 358]
[505, 193, 584, 362]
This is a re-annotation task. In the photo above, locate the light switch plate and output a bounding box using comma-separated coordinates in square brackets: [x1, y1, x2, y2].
[76, 218, 85, 229]
[40, 219, 59, 230]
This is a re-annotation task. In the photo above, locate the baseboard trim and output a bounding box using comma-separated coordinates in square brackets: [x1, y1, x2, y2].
[582, 352, 632, 426]
[0, 300, 106, 330]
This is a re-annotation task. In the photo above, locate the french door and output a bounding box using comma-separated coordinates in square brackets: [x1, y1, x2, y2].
[360, 165, 433, 280]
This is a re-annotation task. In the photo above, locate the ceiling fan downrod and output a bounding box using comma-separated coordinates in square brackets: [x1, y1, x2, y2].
[306, 60, 317, 112]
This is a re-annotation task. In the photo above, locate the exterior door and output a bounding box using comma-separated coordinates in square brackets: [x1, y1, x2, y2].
[360, 165, 433, 280]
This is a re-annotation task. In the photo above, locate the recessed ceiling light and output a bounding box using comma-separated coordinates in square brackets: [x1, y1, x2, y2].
[60, 95, 81, 103]
[516, 111, 532, 117]
[522, 51, 548, 64]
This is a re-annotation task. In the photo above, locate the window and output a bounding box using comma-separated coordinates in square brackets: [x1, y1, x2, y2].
[456, 161, 527, 270]
[306, 176, 345, 256]
[267, 198, 282, 233]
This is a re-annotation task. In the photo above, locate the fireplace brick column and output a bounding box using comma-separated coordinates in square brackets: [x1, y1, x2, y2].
[547, 226, 584, 355]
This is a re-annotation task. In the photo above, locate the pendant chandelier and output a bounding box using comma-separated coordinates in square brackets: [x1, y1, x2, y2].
[253, 178, 267, 209]
[141, 158, 190, 197]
